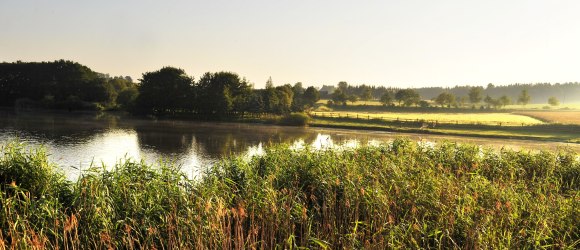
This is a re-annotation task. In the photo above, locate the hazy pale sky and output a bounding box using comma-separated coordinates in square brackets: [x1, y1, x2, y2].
[2, 1, 579, 88]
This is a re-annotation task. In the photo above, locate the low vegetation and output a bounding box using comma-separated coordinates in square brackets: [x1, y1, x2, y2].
[1, 139, 579, 249]
[312, 111, 544, 126]
[517, 111, 580, 125]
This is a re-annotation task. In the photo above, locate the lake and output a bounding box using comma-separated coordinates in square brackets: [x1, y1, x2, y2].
[1, 111, 578, 179]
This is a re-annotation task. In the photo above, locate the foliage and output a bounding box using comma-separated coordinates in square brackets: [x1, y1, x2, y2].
[468, 86, 484, 104]
[380, 92, 393, 106]
[135, 67, 194, 115]
[1, 140, 579, 248]
[196, 71, 251, 116]
[518, 89, 531, 106]
[0, 60, 134, 109]
[395, 89, 421, 107]
[435, 92, 455, 108]
[303, 86, 320, 108]
[548, 96, 560, 106]
[331, 89, 348, 106]
[279, 112, 310, 126]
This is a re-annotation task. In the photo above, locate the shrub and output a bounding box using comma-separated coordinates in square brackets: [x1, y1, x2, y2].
[279, 112, 310, 126]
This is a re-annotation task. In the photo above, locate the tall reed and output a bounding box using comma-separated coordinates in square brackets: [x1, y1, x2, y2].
[1, 139, 578, 249]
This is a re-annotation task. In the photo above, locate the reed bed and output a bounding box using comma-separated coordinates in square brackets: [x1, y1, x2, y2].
[1, 139, 578, 249]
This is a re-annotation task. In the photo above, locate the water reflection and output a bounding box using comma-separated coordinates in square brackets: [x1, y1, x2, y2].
[1, 111, 579, 180]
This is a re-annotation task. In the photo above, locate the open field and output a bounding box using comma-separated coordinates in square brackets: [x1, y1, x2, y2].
[516, 111, 580, 125]
[2, 140, 579, 248]
[309, 117, 580, 143]
[312, 111, 544, 126]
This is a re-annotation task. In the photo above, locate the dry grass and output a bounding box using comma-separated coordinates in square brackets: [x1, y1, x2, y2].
[316, 99, 384, 106]
[516, 111, 580, 125]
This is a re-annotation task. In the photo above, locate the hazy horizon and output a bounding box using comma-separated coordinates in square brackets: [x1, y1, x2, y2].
[2, 1, 579, 88]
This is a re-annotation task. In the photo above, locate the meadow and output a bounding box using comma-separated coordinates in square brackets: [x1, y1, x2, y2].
[516, 111, 580, 125]
[312, 111, 544, 126]
[1, 139, 579, 249]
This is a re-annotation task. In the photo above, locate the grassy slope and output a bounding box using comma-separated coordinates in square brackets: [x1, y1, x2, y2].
[1, 140, 579, 249]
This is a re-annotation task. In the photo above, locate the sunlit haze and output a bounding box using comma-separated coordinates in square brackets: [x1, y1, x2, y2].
[2, 0, 579, 88]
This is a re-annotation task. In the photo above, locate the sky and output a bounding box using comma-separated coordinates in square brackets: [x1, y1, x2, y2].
[1, 1, 580, 88]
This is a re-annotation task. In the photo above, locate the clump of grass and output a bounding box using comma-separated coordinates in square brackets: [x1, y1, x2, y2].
[1, 139, 578, 248]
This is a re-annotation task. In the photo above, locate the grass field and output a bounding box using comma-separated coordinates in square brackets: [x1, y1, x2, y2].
[516, 111, 580, 125]
[312, 111, 544, 126]
[310, 117, 580, 143]
[2, 140, 579, 248]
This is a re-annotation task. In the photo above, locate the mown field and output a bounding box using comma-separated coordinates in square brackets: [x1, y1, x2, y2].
[1, 140, 579, 249]
[503, 103, 580, 110]
[312, 111, 544, 126]
[516, 111, 580, 125]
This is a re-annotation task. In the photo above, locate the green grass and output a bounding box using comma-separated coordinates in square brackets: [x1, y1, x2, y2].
[312, 111, 544, 126]
[1, 140, 579, 248]
[309, 117, 580, 143]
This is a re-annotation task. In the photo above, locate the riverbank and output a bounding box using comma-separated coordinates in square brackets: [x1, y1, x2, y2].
[2, 107, 579, 144]
[308, 117, 580, 143]
[1, 139, 578, 248]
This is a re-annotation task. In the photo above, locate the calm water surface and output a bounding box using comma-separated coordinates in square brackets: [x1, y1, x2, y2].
[1, 111, 578, 179]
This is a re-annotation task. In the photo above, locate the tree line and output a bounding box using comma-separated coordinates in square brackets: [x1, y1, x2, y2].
[0, 61, 320, 117]
[0, 60, 136, 110]
[134, 68, 320, 117]
[1, 60, 577, 115]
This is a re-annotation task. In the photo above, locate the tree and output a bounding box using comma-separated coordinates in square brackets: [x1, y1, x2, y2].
[116, 87, 138, 109]
[395, 89, 420, 107]
[265, 76, 274, 89]
[274, 84, 294, 114]
[348, 95, 358, 105]
[518, 89, 531, 107]
[337, 81, 349, 93]
[380, 92, 393, 106]
[360, 85, 372, 101]
[468, 86, 484, 104]
[435, 92, 455, 108]
[291, 82, 305, 111]
[135, 67, 194, 114]
[484, 95, 494, 108]
[331, 89, 348, 106]
[499, 95, 511, 108]
[303, 86, 320, 108]
[196, 71, 252, 116]
[457, 96, 467, 108]
[548, 96, 560, 106]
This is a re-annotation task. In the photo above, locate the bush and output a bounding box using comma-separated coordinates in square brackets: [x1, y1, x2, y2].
[279, 112, 310, 126]
[0, 142, 72, 203]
